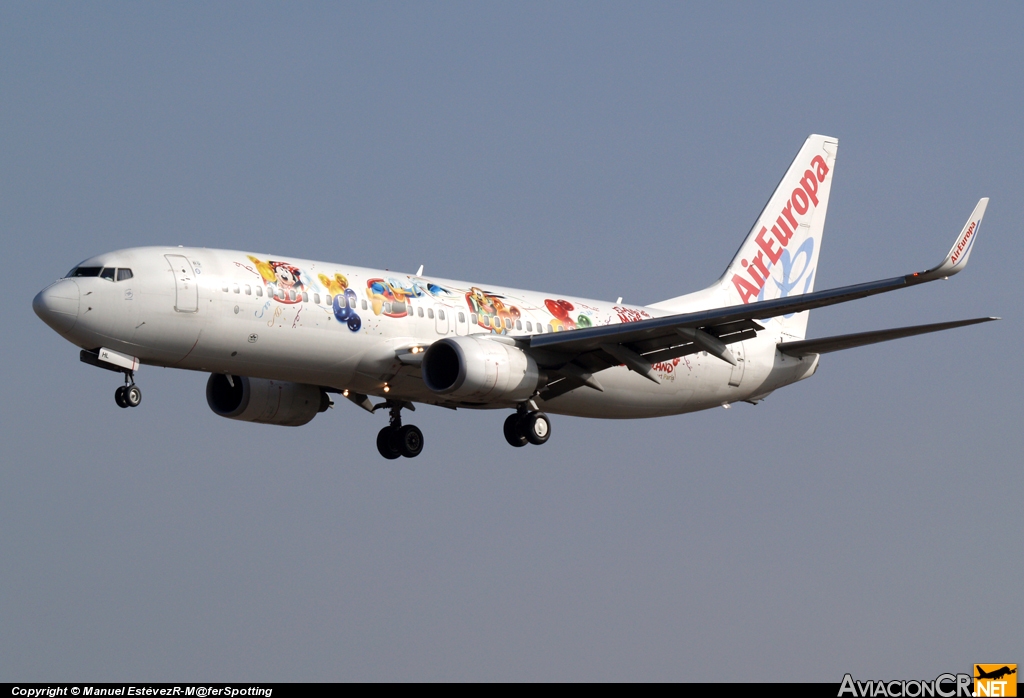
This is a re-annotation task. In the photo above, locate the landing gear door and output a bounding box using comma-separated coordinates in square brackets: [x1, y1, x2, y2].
[165, 254, 198, 313]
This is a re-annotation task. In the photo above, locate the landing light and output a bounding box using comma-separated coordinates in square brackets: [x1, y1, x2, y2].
[342, 389, 349, 397]
[383, 384, 390, 393]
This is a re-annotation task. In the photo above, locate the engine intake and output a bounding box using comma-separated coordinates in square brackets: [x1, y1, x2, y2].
[422, 336, 539, 403]
[206, 374, 330, 427]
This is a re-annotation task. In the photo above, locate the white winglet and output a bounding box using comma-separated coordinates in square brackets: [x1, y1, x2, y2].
[918, 198, 988, 281]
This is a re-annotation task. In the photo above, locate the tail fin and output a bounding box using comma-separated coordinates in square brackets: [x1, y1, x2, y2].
[652, 134, 839, 340]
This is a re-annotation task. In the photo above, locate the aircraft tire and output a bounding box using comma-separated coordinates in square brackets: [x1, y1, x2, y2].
[397, 424, 424, 458]
[376, 426, 402, 460]
[125, 385, 142, 408]
[524, 412, 550, 445]
[115, 386, 128, 408]
[503, 414, 527, 447]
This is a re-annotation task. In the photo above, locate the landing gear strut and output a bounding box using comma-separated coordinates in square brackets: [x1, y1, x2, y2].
[376, 401, 424, 459]
[504, 405, 551, 447]
[114, 371, 142, 409]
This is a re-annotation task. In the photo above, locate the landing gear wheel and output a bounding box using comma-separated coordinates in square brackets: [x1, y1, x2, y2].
[115, 386, 128, 408]
[503, 413, 528, 447]
[376, 427, 401, 459]
[124, 384, 142, 408]
[524, 412, 551, 445]
[397, 424, 424, 458]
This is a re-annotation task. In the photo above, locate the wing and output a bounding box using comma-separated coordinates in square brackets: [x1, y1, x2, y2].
[777, 317, 998, 357]
[525, 199, 990, 399]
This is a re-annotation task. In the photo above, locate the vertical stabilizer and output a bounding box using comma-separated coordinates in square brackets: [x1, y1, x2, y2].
[652, 135, 838, 340]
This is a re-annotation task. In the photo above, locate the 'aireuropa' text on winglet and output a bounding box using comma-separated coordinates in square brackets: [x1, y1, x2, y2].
[915, 198, 989, 282]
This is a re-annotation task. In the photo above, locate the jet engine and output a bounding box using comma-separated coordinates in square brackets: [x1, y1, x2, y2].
[206, 374, 331, 427]
[421, 336, 539, 403]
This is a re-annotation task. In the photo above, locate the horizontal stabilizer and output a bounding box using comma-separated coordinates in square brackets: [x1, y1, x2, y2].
[777, 317, 999, 357]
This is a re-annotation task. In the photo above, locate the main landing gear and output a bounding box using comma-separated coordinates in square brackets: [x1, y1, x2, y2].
[114, 372, 142, 409]
[503, 406, 551, 448]
[376, 401, 424, 459]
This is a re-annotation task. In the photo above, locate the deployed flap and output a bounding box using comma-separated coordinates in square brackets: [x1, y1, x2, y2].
[777, 317, 998, 357]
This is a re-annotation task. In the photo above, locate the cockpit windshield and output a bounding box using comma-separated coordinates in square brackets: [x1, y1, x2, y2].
[68, 266, 102, 277]
[66, 266, 133, 281]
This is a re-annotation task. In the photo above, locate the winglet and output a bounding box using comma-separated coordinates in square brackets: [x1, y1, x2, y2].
[917, 198, 988, 281]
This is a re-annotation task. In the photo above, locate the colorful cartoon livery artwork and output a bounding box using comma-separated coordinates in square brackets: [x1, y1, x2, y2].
[465, 287, 521, 334]
[365, 277, 456, 318]
[319, 272, 362, 332]
[544, 298, 597, 331]
[248, 255, 362, 332]
[248, 256, 305, 304]
[242, 257, 608, 337]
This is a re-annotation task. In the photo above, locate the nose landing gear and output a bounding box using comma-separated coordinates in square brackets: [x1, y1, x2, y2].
[114, 373, 142, 409]
[504, 406, 551, 447]
[376, 401, 424, 459]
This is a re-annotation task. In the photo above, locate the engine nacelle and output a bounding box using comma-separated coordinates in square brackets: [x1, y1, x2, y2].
[421, 336, 539, 403]
[206, 374, 330, 427]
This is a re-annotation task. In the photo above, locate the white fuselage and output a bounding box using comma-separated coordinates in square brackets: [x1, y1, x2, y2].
[36, 246, 819, 418]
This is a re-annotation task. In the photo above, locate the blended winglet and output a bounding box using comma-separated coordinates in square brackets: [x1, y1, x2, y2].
[916, 198, 988, 281]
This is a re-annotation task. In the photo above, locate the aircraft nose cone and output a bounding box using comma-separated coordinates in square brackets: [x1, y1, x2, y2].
[33, 280, 80, 334]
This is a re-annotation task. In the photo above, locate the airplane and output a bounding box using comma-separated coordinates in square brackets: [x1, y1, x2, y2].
[32, 134, 997, 459]
[975, 666, 1016, 681]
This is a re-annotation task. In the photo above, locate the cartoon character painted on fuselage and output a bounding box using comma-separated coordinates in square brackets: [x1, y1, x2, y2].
[466, 287, 522, 334]
[248, 255, 305, 304]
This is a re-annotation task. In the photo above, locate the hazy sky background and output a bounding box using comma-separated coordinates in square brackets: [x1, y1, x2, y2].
[2, 2, 1021, 681]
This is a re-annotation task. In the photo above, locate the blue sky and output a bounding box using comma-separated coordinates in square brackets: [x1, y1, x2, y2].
[2, 2, 1021, 681]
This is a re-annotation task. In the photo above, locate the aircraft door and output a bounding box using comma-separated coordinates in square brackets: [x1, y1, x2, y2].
[165, 254, 198, 313]
[728, 341, 746, 387]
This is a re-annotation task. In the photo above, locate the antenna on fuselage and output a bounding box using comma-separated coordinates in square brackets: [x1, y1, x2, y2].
[416, 265, 424, 276]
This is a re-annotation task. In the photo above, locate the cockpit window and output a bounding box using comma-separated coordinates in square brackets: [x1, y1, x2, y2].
[117, 268, 133, 281]
[68, 266, 102, 278]
[100, 267, 116, 281]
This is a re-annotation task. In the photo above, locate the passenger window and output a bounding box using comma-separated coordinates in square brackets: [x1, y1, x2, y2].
[516, 320, 522, 330]
[116, 268, 133, 281]
[526, 321, 532, 332]
[245, 284, 251, 295]
[361, 300, 368, 310]
[325, 294, 332, 305]
[383, 302, 392, 314]
[438, 310, 445, 321]
[233, 284, 240, 294]
[222, 285, 229, 292]
[481, 316, 490, 328]
[505, 318, 512, 329]
[302, 292, 308, 303]
[289, 290, 296, 301]
[458, 312, 465, 323]
[314, 293, 320, 304]
[427, 308, 434, 319]
[100, 268, 116, 281]
[256, 286, 263, 297]
[548, 324, 554, 333]
[417, 307, 423, 317]
[471, 313, 478, 324]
